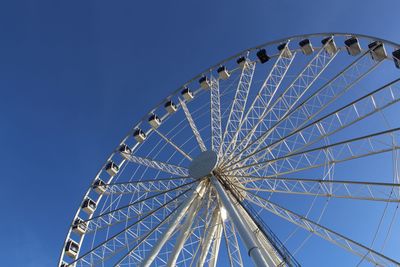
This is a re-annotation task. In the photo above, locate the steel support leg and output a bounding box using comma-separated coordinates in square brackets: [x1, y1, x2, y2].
[210, 176, 275, 267]
[197, 208, 220, 267]
[166, 196, 201, 267]
[140, 182, 206, 267]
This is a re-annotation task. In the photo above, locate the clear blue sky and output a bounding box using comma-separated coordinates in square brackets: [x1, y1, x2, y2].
[1, 0, 399, 266]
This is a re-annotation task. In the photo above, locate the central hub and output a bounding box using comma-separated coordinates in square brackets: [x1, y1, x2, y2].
[189, 150, 218, 179]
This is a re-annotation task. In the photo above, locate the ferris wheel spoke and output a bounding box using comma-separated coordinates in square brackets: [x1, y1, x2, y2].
[231, 50, 381, 168]
[222, 47, 296, 160]
[85, 180, 199, 232]
[230, 77, 400, 172]
[210, 76, 223, 153]
[223, 38, 339, 166]
[125, 154, 189, 176]
[179, 98, 207, 152]
[235, 175, 400, 202]
[103, 177, 193, 195]
[71, 189, 190, 266]
[225, 127, 400, 176]
[153, 128, 193, 161]
[220, 60, 256, 157]
[245, 191, 400, 266]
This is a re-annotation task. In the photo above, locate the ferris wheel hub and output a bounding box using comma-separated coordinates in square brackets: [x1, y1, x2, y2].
[188, 150, 218, 179]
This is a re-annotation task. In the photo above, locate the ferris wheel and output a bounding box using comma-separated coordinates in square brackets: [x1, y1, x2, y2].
[59, 33, 400, 267]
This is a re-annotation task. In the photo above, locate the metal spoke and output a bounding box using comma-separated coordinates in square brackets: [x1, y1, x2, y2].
[227, 48, 381, 166]
[125, 154, 189, 176]
[154, 128, 193, 161]
[222, 47, 296, 160]
[220, 60, 256, 156]
[103, 177, 193, 196]
[223, 38, 339, 165]
[85, 180, 199, 233]
[245, 191, 400, 266]
[72, 189, 190, 266]
[232, 175, 400, 202]
[225, 127, 400, 176]
[229, 67, 399, 173]
[210, 76, 222, 153]
[179, 98, 207, 152]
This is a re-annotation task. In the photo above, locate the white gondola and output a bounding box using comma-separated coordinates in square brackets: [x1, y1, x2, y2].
[199, 76, 211, 89]
[133, 128, 146, 143]
[93, 178, 107, 194]
[82, 197, 96, 214]
[299, 39, 314, 55]
[344, 37, 361, 56]
[236, 56, 247, 68]
[65, 239, 79, 258]
[60, 262, 68, 267]
[277, 43, 292, 58]
[217, 66, 230, 80]
[148, 114, 161, 128]
[181, 87, 194, 101]
[105, 161, 119, 176]
[368, 41, 387, 61]
[118, 143, 132, 159]
[256, 49, 270, 63]
[72, 217, 88, 235]
[392, 49, 400, 69]
[321, 37, 337, 56]
[164, 100, 177, 114]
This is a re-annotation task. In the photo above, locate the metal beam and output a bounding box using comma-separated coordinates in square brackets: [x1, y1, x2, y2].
[210, 176, 275, 267]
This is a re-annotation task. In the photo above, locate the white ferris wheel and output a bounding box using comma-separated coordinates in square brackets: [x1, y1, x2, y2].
[59, 33, 400, 267]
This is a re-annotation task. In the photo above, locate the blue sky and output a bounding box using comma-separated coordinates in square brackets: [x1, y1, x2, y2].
[1, 0, 400, 266]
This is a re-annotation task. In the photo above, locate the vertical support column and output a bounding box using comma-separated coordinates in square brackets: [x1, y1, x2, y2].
[197, 208, 220, 267]
[210, 176, 275, 267]
[166, 196, 201, 267]
[208, 217, 223, 267]
[141, 182, 206, 267]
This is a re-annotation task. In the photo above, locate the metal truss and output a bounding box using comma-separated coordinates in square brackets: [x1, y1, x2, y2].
[227, 79, 400, 173]
[72, 189, 191, 266]
[228, 127, 400, 176]
[154, 128, 193, 161]
[235, 175, 400, 202]
[179, 98, 207, 152]
[245, 191, 400, 267]
[223, 48, 296, 160]
[227, 50, 383, 171]
[210, 76, 222, 153]
[224, 40, 339, 165]
[220, 60, 256, 157]
[208, 216, 223, 267]
[125, 154, 189, 176]
[85, 180, 197, 233]
[104, 177, 193, 196]
[222, 217, 244, 267]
